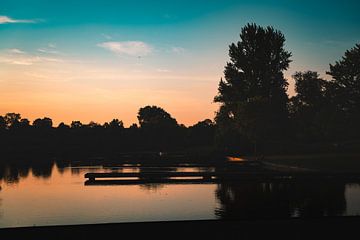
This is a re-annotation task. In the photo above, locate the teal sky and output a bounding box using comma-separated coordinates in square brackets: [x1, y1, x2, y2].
[1, 0, 360, 126]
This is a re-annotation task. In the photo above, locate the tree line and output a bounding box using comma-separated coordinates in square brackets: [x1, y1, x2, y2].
[0, 106, 216, 159]
[0, 23, 359, 158]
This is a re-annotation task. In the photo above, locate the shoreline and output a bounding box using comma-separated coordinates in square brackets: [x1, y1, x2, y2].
[1, 217, 360, 239]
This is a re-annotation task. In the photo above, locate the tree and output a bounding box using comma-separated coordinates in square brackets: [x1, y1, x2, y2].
[137, 106, 178, 129]
[4, 113, 21, 129]
[214, 23, 291, 154]
[327, 43, 360, 114]
[87, 121, 101, 129]
[71, 121, 83, 129]
[188, 119, 215, 147]
[33, 117, 53, 129]
[291, 71, 326, 109]
[105, 119, 124, 129]
[137, 106, 180, 151]
[19, 118, 30, 129]
[289, 71, 327, 140]
[57, 122, 70, 129]
[191, 119, 214, 129]
[326, 43, 360, 139]
[129, 123, 138, 129]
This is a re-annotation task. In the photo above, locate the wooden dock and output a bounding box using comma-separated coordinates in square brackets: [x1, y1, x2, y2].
[84, 170, 360, 185]
[84, 171, 215, 185]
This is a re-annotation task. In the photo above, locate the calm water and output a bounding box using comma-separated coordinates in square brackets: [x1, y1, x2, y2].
[1, 161, 360, 228]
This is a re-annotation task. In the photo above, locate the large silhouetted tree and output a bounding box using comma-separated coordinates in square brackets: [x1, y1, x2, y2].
[326, 43, 360, 139]
[327, 44, 360, 112]
[214, 23, 291, 155]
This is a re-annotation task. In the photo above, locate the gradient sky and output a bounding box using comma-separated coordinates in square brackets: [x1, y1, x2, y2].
[1, 0, 359, 126]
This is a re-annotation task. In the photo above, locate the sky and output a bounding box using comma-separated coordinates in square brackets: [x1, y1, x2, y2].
[1, 0, 359, 126]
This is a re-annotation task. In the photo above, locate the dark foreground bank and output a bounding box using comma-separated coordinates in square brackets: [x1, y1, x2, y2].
[1, 217, 359, 240]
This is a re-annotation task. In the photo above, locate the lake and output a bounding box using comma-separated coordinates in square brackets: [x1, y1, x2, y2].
[1, 161, 360, 228]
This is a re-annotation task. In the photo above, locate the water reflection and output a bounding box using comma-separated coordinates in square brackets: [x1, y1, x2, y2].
[0, 158, 360, 228]
[215, 181, 347, 219]
[0, 160, 60, 184]
[139, 183, 165, 192]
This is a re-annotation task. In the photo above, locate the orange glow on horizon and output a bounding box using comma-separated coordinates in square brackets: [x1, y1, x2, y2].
[0, 52, 296, 127]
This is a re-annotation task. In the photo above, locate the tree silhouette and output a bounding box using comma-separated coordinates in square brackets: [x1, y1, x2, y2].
[188, 119, 215, 147]
[71, 121, 83, 129]
[105, 119, 124, 129]
[33, 117, 53, 129]
[137, 106, 182, 151]
[327, 44, 360, 112]
[129, 123, 138, 129]
[4, 113, 21, 129]
[18, 118, 31, 129]
[291, 71, 327, 108]
[87, 121, 101, 129]
[137, 105, 178, 129]
[58, 122, 70, 129]
[214, 23, 291, 155]
[326, 43, 360, 139]
[289, 71, 328, 141]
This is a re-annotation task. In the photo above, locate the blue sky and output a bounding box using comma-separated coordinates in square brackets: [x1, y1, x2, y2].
[1, 0, 359, 126]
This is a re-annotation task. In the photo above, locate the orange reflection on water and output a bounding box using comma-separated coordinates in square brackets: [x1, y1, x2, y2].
[0, 164, 218, 228]
[227, 156, 247, 162]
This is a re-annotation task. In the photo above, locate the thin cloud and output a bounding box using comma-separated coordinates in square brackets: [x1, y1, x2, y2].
[38, 48, 60, 54]
[37, 43, 61, 54]
[98, 41, 153, 56]
[0, 15, 38, 24]
[8, 48, 26, 54]
[171, 47, 186, 54]
[0, 52, 63, 65]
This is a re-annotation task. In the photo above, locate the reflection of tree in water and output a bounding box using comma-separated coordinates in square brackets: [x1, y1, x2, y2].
[0, 163, 31, 184]
[139, 183, 164, 192]
[55, 159, 71, 174]
[0, 159, 57, 184]
[215, 181, 346, 219]
[71, 167, 81, 175]
[287, 182, 346, 217]
[31, 161, 55, 179]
